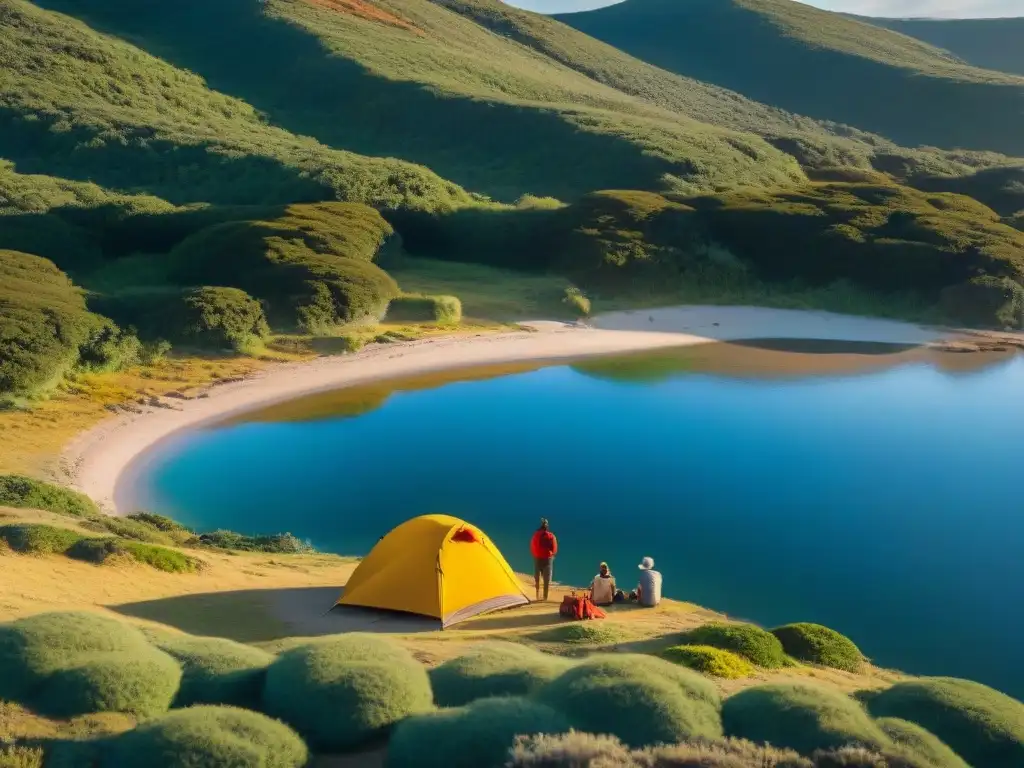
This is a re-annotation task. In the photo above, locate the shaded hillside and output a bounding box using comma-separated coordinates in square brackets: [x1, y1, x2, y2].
[33, 0, 807, 200]
[0, 0, 470, 211]
[556, 0, 1024, 155]
[861, 17, 1024, 77]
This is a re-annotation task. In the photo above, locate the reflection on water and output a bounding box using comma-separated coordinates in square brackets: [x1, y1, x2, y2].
[134, 341, 1024, 697]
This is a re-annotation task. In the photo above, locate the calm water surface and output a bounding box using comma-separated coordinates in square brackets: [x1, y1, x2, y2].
[131, 342, 1024, 697]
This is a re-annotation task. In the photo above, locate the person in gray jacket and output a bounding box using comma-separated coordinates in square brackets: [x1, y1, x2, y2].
[636, 556, 662, 607]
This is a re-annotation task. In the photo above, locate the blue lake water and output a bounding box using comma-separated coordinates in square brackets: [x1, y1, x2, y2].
[131, 341, 1024, 698]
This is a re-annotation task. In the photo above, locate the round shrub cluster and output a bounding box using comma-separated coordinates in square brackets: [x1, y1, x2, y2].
[261, 634, 432, 751]
[154, 635, 274, 708]
[387, 696, 569, 768]
[535, 654, 722, 748]
[0, 523, 83, 555]
[771, 623, 864, 672]
[865, 677, 1024, 768]
[103, 705, 308, 768]
[177, 287, 269, 350]
[722, 682, 890, 755]
[428, 642, 571, 707]
[534, 622, 628, 645]
[662, 644, 754, 679]
[386, 294, 462, 324]
[0, 475, 100, 518]
[0, 612, 155, 702]
[876, 717, 969, 768]
[679, 622, 787, 668]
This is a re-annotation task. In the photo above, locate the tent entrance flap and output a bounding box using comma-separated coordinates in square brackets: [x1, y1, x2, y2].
[336, 514, 529, 628]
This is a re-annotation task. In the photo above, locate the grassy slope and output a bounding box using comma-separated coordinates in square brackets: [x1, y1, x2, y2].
[0, 0, 471, 211]
[556, 0, 1024, 156]
[860, 16, 1024, 77]
[32, 0, 807, 201]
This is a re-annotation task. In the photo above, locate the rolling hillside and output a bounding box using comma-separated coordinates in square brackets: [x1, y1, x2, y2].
[862, 16, 1024, 77]
[556, 0, 1024, 156]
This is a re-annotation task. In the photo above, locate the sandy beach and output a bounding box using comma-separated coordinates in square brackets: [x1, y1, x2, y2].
[60, 305, 950, 514]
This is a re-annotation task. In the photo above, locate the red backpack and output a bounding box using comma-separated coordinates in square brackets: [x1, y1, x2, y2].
[559, 591, 606, 621]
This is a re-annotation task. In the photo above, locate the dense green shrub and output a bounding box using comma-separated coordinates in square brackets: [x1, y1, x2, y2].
[662, 645, 754, 679]
[388, 696, 569, 768]
[865, 677, 1024, 768]
[876, 718, 970, 768]
[261, 634, 432, 751]
[126, 513, 189, 534]
[103, 706, 308, 768]
[0, 476, 99, 518]
[385, 294, 462, 324]
[153, 635, 274, 708]
[428, 642, 571, 707]
[535, 655, 722, 748]
[66, 538, 199, 573]
[0, 251, 105, 398]
[561, 286, 591, 317]
[0, 612, 154, 702]
[169, 204, 400, 331]
[0, 524, 83, 555]
[939, 275, 1024, 328]
[533, 622, 628, 645]
[32, 649, 181, 719]
[722, 683, 891, 756]
[176, 287, 269, 350]
[195, 530, 313, 554]
[771, 623, 864, 672]
[679, 622, 787, 668]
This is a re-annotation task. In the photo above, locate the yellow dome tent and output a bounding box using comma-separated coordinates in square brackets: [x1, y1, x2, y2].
[335, 514, 530, 628]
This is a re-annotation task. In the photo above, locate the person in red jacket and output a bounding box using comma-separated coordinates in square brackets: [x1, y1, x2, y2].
[530, 518, 558, 601]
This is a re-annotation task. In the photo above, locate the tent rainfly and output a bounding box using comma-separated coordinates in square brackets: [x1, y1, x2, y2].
[335, 514, 530, 628]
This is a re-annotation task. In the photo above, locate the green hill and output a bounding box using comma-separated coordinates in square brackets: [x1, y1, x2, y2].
[860, 17, 1024, 77]
[555, 0, 1024, 156]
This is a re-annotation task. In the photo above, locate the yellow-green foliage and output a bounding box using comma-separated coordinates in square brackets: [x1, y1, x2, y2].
[0, 612, 180, 719]
[66, 538, 200, 573]
[103, 706, 308, 768]
[0, 476, 100, 518]
[662, 645, 754, 679]
[678, 622, 787, 668]
[771, 623, 864, 672]
[169, 203, 400, 330]
[386, 294, 463, 324]
[535, 654, 722, 748]
[261, 634, 433, 751]
[0, 524, 83, 555]
[387, 697, 570, 768]
[428, 642, 571, 707]
[722, 682, 890, 756]
[0, 251, 103, 398]
[152, 635, 274, 709]
[561, 286, 591, 317]
[532, 622, 628, 645]
[865, 677, 1024, 768]
[0, 747, 42, 768]
[876, 718, 970, 768]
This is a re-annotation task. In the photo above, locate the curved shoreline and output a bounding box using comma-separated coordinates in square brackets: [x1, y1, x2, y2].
[59, 306, 951, 514]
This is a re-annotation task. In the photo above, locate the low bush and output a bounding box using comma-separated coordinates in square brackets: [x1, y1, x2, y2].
[387, 696, 569, 768]
[81, 517, 174, 546]
[195, 530, 313, 554]
[876, 718, 970, 768]
[153, 635, 274, 708]
[722, 683, 891, 756]
[562, 286, 591, 317]
[865, 677, 1024, 768]
[0, 524, 82, 555]
[662, 645, 754, 679]
[678, 622, 787, 668]
[0, 612, 154, 702]
[261, 634, 432, 751]
[67, 538, 199, 573]
[102, 705, 308, 768]
[386, 294, 462, 324]
[939, 275, 1024, 329]
[32, 649, 181, 719]
[0, 476, 99, 518]
[508, 732, 636, 767]
[0, 746, 43, 768]
[428, 642, 571, 707]
[176, 287, 269, 350]
[535, 654, 722, 748]
[126, 513, 189, 534]
[533, 622, 628, 645]
[771, 623, 864, 672]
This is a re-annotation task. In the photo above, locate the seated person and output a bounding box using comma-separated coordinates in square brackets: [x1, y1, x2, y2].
[636, 556, 662, 607]
[589, 562, 616, 606]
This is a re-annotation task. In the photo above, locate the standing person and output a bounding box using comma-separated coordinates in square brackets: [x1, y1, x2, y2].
[636, 556, 662, 607]
[589, 562, 616, 606]
[530, 518, 558, 602]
